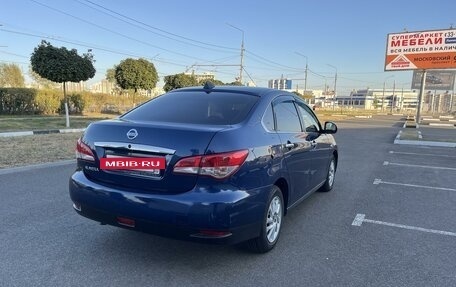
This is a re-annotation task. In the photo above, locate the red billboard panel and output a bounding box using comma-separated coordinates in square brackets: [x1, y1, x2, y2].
[385, 29, 456, 71]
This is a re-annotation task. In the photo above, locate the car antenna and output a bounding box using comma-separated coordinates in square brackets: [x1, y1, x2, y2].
[203, 81, 215, 93]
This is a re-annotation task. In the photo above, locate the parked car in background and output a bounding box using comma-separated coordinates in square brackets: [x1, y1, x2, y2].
[69, 84, 338, 253]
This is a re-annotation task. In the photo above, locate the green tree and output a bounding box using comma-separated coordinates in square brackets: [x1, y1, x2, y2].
[201, 79, 224, 86]
[30, 40, 95, 126]
[0, 63, 25, 87]
[163, 73, 199, 92]
[115, 58, 158, 93]
[30, 40, 96, 99]
[226, 81, 243, 86]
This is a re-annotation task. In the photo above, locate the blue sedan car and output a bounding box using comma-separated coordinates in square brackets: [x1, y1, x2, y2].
[69, 84, 338, 253]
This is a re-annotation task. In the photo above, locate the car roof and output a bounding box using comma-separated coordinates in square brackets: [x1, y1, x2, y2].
[169, 85, 291, 98]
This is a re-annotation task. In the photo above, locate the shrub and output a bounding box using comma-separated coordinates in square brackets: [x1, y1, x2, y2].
[0, 88, 152, 115]
[59, 93, 85, 115]
[80, 91, 150, 115]
[0, 88, 37, 114]
[35, 89, 62, 114]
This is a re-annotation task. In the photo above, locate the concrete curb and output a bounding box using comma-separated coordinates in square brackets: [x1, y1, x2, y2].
[0, 128, 85, 138]
[394, 139, 456, 148]
[0, 160, 76, 175]
[429, 123, 455, 127]
[394, 130, 456, 148]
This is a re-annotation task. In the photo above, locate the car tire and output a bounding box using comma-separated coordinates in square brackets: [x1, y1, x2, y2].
[247, 185, 284, 253]
[318, 156, 336, 192]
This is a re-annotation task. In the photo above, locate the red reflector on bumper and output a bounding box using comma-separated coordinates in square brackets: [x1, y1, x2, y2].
[116, 217, 136, 228]
[195, 230, 232, 238]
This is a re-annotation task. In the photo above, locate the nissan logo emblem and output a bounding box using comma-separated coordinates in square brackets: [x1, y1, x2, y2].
[126, 129, 138, 140]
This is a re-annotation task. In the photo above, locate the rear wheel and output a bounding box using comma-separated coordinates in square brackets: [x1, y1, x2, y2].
[318, 156, 336, 192]
[247, 185, 284, 253]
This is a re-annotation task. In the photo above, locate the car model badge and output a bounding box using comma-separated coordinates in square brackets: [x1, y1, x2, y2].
[126, 129, 138, 140]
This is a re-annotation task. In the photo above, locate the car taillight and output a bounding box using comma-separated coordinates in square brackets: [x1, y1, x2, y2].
[173, 150, 248, 179]
[76, 138, 95, 161]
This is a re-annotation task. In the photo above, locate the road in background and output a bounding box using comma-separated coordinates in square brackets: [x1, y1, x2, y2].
[1, 116, 455, 287]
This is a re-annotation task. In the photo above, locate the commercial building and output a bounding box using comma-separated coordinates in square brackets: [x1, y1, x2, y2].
[334, 88, 454, 113]
[268, 78, 292, 90]
[185, 72, 215, 83]
[335, 88, 419, 111]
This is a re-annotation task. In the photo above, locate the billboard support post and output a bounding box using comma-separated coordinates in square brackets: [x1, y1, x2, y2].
[390, 79, 396, 113]
[451, 92, 454, 113]
[416, 70, 426, 125]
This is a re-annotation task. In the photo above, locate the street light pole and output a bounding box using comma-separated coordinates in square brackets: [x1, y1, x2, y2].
[327, 64, 337, 110]
[227, 23, 244, 84]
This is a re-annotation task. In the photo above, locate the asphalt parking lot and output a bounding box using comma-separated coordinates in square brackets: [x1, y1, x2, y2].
[354, 143, 456, 236]
[418, 124, 456, 143]
[0, 115, 455, 286]
[341, 116, 456, 286]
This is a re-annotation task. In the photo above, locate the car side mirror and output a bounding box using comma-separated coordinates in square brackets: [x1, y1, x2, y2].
[323, 121, 337, 134]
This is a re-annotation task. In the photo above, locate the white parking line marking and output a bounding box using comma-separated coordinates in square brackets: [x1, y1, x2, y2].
[352, 214, 456, 237]
[351, 214, 365, 226]
[373, 178, 456, 191]
[383, 161, 456, 171]
[389, 151, 456, 158]
[373, 178, 382, 185]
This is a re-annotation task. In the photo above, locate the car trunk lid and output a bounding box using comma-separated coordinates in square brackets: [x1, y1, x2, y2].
[80, 119, 225, 194]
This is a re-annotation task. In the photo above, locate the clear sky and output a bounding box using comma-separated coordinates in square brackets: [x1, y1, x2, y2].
[1, 0, 455, 95]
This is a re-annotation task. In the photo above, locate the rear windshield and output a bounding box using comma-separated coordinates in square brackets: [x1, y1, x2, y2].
[122, 91, 259, 125]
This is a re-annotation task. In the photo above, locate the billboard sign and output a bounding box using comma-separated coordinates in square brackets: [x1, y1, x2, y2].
[385, 28, 456, 71]
[411, 70, 456, 90]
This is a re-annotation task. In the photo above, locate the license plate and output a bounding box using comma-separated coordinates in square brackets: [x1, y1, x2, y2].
[100, 156, 166, 171]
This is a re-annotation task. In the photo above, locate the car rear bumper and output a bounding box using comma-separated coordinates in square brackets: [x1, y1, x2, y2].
[69, 171, 269, 245]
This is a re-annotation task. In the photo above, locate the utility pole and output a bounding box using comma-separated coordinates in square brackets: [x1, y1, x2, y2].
[304, 61, 308, 97]
[240, 35, 244, 84]
[327, 64, 337, 110]
[295, 52, 308, 97]
[382, 75, 394, 111]
[227, 23, 244, 84]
